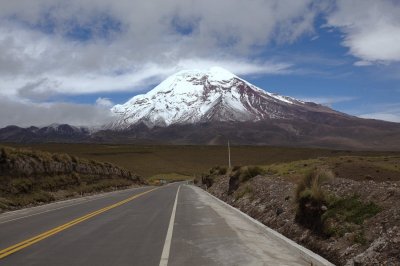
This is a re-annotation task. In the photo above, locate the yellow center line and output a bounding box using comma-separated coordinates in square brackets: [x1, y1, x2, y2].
[0, 187, 159, 259]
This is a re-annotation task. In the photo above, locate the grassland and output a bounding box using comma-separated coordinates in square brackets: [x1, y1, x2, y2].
[261, 155, 400, 182]
[4, 143, 400, 178]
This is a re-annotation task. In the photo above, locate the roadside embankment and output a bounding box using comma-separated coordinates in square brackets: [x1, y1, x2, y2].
[0, 145, 144, 212]
[196, 162, 400, 265]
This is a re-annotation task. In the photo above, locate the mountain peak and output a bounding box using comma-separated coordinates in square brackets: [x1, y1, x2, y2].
[173, 66, 237, 80]
[110, 67, 333, 129]
[207, 66, 238, 80]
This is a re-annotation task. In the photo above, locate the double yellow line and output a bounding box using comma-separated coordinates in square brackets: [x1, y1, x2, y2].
[0, 187, 158, 259]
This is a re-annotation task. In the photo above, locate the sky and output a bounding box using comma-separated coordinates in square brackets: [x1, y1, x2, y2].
[0, 0, 400, 127]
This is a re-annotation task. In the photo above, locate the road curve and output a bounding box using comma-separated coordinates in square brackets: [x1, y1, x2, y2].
[0, 183, 332, 265]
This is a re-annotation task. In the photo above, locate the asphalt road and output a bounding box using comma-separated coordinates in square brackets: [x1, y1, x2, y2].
[0, 183, 332, 266]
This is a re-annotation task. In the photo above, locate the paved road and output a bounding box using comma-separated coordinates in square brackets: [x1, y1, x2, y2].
[0, 183, 332, 265]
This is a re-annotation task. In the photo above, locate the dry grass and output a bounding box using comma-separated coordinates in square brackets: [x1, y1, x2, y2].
[295, 168, 334, 203]
[261, 155, 400, 183]
[4, 143, 398, 178]
[147, 173, 192, 185]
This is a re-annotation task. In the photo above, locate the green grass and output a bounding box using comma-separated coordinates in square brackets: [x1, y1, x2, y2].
[321, 195, 381, 243]
[323, 195, 381, 225]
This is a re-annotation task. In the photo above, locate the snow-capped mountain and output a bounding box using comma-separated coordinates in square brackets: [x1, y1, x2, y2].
[2, 69, 400, 149]
[111, 67, 337, 129]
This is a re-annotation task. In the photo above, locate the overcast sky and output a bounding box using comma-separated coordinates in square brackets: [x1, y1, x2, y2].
[0, 0, 400, 127]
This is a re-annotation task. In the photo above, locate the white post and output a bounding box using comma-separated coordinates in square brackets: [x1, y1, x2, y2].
[228, 140, 231, 169]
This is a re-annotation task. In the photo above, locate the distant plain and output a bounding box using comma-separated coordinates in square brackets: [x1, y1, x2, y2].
[5, 143, 400, 178]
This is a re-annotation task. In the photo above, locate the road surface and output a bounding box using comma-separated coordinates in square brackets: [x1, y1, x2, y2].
[0, 183, 332, 265]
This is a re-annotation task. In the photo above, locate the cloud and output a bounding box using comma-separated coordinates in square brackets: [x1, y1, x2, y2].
[0, 97, 115, 127]
[359, 113, 400, 123]
[296, 96, 356, 106]
[353, 61, 373, 67]
[326, 0, 400, 64]
[357, 103, 400, 123]
[96, 97, 113, 108]
[0, 0, 318, 100]
[1, 56, 293, 98]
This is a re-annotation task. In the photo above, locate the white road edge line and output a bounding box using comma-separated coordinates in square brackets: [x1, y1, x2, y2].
[159, 185, 181, 266]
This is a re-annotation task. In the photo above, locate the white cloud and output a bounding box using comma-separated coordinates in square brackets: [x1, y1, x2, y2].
[1, 54, 293, 98]
[356, 103, 400, 123]
[0, 97, 115, 127]
[0, 0, 318, 100]
[96, 97, 113, 108]
[296, 96, 356, 106]
[353, 60, 373, 67]
[326, 0, 400, 64]
[359, 113, 400, 123]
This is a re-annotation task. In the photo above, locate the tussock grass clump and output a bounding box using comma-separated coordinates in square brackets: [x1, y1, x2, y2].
[232, 166, 265, 183]
[295, 168, 334, 232]
[295, 168, 333, 203]
[209, 166, 228, 176]
[295, 168, 381, 239]
[228, 166, 264, 194]
[199, 166, 228, 188]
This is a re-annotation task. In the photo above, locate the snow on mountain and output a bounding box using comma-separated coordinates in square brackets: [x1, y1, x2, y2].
[110, 67, 311, 129]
